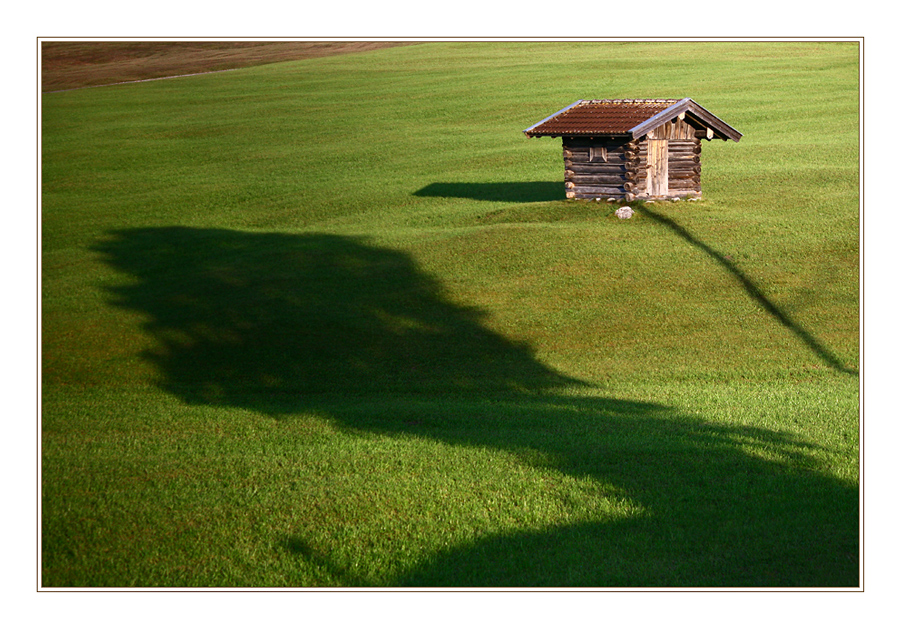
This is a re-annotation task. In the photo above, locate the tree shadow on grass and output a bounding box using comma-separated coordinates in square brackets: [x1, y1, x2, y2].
[93, 227, 579, 404]
[93, 227, 859, 587]
[290, 394, 858, 588]
[413, 181, 564, 203]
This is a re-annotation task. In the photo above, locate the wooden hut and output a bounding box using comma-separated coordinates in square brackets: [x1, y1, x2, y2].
[523, 98, 741, 201]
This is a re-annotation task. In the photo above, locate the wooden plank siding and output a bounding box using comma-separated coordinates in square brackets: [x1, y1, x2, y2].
[640, 117, 702, 199]
[647, 139, 668, 198]
[647, 117, 697, 141]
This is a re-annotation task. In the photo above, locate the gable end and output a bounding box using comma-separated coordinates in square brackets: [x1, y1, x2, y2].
[630, 98, 742, 142]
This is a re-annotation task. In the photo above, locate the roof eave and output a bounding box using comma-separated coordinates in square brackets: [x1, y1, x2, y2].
[526, 132, 633, 139]
[523, 100, 583, 137]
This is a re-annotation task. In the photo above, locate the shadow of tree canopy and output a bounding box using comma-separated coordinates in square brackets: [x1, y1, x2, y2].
[94, 227, 580, 405]
[413, 181, 564, 203]
[93, 227, 859, 587]
[286, 394, 858, 588]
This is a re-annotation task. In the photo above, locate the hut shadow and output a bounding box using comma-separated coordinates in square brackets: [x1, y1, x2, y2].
[93, 226, 859, 587]
[414, 181, 564, 203]
[637, 204, 858, 376]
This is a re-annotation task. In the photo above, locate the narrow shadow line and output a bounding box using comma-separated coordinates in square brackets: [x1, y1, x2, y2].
[639, 205, 857, 376]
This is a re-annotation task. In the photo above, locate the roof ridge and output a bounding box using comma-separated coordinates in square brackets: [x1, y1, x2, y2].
[580, 98, 681, 104]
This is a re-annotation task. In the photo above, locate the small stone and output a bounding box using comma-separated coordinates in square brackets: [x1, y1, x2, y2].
[607, 197, 616, 202]
[615, 206, 634, 219]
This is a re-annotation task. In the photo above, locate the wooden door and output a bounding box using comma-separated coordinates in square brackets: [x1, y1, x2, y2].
[647, 139, 668, 197]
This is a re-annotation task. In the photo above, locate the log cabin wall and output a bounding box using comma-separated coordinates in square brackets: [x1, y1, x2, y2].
[666, 138, 702, 198]
[562, 137, 634, 200]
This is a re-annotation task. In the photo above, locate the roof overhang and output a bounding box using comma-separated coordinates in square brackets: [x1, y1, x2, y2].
[522, 100, 584, 137]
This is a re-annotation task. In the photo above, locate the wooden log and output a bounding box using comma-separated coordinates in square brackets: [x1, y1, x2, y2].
[569, 175, 630, 186]
[565, 156, 628, 167]
[668, 171, 700, 178]
[668, 177, 701, 184]
[571, 184, 627, 195]
[572, 192, 627, 200]
[669, 170, 701, 178]
[669, 160, 700, 167]
[566, 163, 628, 174]
[668, 147, 701, 156]
[668, 174, 701, 182]
[669, 154, 700, 160]
[565, 148, 627, 158]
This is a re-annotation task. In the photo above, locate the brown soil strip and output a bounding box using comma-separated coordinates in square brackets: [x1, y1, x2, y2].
[41, 41, 418, 92]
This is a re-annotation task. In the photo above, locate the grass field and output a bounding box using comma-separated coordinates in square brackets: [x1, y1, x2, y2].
[40, 41, 860, 588]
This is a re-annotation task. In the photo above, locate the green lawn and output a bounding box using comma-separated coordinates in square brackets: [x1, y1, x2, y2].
[41, 41, 860, 587]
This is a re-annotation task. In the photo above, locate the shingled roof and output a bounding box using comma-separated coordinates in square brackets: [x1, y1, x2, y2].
[523, 98, 742, 142]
